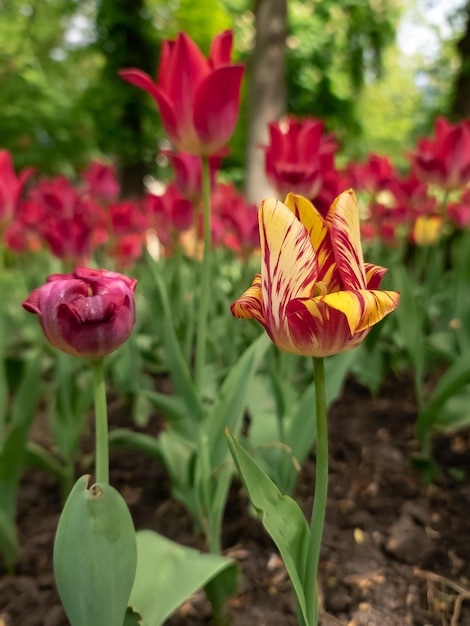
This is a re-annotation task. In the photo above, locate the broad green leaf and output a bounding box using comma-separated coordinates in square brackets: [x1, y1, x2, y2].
[54, 475, 137, 626]
[130, 529, 236, 626]
[226, 430, 309, 624]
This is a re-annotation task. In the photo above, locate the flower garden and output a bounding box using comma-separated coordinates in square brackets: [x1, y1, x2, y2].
[1, 18, 470, 626]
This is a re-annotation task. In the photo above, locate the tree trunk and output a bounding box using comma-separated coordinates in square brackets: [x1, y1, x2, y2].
[450, 1, 470, 120]
[245, 0, 287, 204]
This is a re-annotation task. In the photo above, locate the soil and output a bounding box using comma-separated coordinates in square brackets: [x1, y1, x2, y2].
[1, 375, 470, 626]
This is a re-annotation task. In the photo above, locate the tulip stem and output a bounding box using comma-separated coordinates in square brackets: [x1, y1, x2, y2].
[194, 155, 212, 390]
[91, 358, 109, 486]
[304, 356, 328, 626]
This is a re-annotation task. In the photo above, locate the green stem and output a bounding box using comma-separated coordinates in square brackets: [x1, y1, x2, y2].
[194, 155, 212, 389]
[304, 357, 329, 626]
[90, 358, 109, 485]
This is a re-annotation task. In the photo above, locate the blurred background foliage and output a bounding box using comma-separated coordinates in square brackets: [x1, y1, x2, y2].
[0, 0, 468, 185]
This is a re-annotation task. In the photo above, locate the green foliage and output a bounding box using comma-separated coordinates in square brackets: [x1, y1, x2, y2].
[350, 44, 425, 167]
[130, 530, 237, 626]
[226, 429, 310, 625]
[53, 475, 137, 626]
[87, 0, 162, 179]
[284, 0, 400, 141]
[175, 0, 232, 52]
[0, 0, 100, 173]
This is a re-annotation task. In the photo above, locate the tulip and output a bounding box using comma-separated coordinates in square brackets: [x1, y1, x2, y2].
[81, 161, 120, 203]
[411, 215, 442, 246]
[447, 192, 470, 229]
[119, 30, 244, 156]
[23, 267, 137, 359]
[410, 117, 470, 191]
[345, 154, 395, 195]
[145, 184, 193, 255]
[231, 190, 400, 357]
[0, 150, 34, 230]
[263, 116, 338, 201]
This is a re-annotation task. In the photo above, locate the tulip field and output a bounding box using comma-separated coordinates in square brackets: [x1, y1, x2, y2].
[2, 22, 470, 626]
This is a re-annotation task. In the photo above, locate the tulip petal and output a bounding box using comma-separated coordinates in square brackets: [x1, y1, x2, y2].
[193, 65, 244, 153]
[119, 70, 181, 146]
[230, 273, 265, 325]
[209, 30, 234, 68]
[284, 193, 341, 291]
[320, 289, 400, 334]
[364, 263, 387, 289]
[166, 33, 210, 129]
[286, 296, 357, 357]
[258, 198, 320, 350]
[327, 190, 367, 291]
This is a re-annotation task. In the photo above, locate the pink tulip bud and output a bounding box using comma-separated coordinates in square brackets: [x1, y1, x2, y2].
[23, 267, 137, 359]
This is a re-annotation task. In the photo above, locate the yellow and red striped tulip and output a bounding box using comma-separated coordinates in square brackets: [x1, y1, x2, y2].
[231, 190, 400, 357]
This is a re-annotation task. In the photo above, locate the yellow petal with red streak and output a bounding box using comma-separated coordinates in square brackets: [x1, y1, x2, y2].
[284, 193, 341, 291]
[327, 190, 367, 290]
[230, 273, 265, 325]
[320, 289, 400, 334]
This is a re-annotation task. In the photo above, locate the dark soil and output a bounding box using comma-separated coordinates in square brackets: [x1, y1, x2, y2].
[1, 376, 470, 626]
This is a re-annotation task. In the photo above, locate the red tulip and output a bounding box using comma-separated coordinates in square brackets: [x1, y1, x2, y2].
[145, 185, 193, 255]
[0, 150, 34, 229]
[447, 190, 470, 229]
[119, 30, 244, 156]
[23, 267, 137, 359]
[410, 117, 470, 191]
[263, 116, 338, 200]
[81, 161, 120, 202]
[345, 154, 395, 195]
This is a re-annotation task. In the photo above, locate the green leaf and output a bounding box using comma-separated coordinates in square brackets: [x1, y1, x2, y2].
[143, 389, 188, 425]
[0, 505, 18, 572]
[205, 333, 271, 468]
[194, 333, 270, 547]
[0, 353, 42, 524]
[246, 350, 354, 494]
[146, 259, 203, 428]
[130, 529, 236, 626]
[416, 350, 470, 443]
[226, 429, 309, 624]
[123, 606, 145, 626]
[53, 475, 137, 626]
[392, 265, 425, 375]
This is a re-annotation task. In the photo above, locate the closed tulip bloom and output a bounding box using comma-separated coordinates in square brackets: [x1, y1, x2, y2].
[119, 30, 244, 156]
[263, 117, 338, 200]
[231, 190, 400, 357]
[410, 117, 470, 191]
[23, 267, 137, 359]
[411, 215, 442, 246]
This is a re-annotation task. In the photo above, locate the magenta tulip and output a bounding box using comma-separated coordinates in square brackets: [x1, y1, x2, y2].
[23, 267, 137, 359]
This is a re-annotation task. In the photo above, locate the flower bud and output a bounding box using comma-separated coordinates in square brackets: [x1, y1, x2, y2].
[23, 267, 137, 359]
